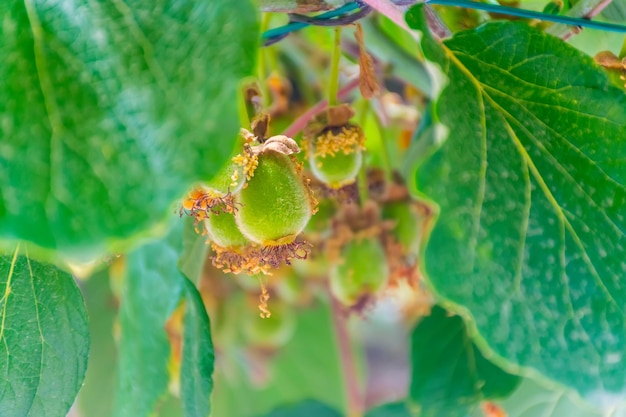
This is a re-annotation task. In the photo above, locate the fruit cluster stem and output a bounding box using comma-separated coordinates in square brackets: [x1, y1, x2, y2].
[329, 292, 364, 417]
[258, 12, 272, 107]
[328, 27, 343, 107]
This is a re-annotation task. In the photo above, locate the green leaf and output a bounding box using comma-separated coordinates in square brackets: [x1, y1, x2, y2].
[257, 400, 342, 417]
[601, 1, 626, 23]
[180, 277, 215, 417]
[178, 217, 209, 286]
[410, 306, 519, 417]
[467, 378, 605, 417]
[0, 245, 89, 416]
[407, 5, 626, 402]
[0, 1, 258, 257]
[365, 401, 413, 417]
[113, 220, 186, 417]
[77, 268, 118, 417]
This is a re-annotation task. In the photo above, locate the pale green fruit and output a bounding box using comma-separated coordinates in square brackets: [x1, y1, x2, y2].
[309, 149, 362, 189]
[330, 238, 389, 307]
[382, 202, 422, 256]
[205, 211, 249, 249]
[236, 152, 312, 245]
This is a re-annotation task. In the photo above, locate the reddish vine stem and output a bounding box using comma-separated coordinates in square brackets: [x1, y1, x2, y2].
[329, 292, 364, 417]
[549, 0, 615, 39]
[283, 77, 359, 137]
[562, 0, 614, 40]
[358, 0, 410, 32]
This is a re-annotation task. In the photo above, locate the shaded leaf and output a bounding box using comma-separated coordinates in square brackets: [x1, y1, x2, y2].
[257, 399, 342, 417]
[0, 245, 89, 416]
[113, 221, 186, 417]
[410, 306, 519, 417]
[180, 277, 215, 417]
[468, 377, 620, 417]
[0, 0, 258, 256]
[407, 4, 626, 402]
[178, 217, 209, 286]
[365, 401, 413, 417]
[601, 1, 626, 23]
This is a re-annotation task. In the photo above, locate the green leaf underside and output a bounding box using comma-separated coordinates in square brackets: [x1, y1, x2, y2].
[467, 378, 610, 417]
[0, 245, 89, 416]
[258, 400, 342, 417]
[407, 5, 626, 400]
[114, 221, 185, 417]
[410, 306, 519, 417]
[181, 277, 215, 417]
[0, 1, 258, 256]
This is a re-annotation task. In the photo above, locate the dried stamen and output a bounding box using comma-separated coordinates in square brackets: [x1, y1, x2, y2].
[180, 189, 238, 223]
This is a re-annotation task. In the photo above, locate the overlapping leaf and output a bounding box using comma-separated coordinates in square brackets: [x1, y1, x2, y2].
[0, 246, 89, 416]
[407, 4, 626, 402]
[113, 222, 186, 417]
[365, 401, 413, 417]
[180, 277, 214, 417]
[0, 0, 258, 256]
[257, 400, 342, 417]
[410, 306, 519, 417]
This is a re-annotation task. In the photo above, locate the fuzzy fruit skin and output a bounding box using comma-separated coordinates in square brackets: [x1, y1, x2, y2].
[382, 202, 422, 255]
[330, 238, 389, 307]
[236, 151, 312, 245]
[309, 149, 362, 189]
[205, 160, 245, 195]
[205, 211, 249, 249]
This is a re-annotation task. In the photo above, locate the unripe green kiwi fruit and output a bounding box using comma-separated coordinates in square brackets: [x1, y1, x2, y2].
[309, 148, 362, 189]
[242, 298, 296, 350]
[382, 202, 422, 256]
[205, 211, 249, 249]
[236, 151, 312, 245]
[330, 238, 389, 307]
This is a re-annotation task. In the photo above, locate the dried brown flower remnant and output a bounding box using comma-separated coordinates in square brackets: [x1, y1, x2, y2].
[210, 243, 269, 276]
[595, 51, 626, 69]
[594, 51, 626, 88]
[355, 23, 380, 99]
[259, 284, 271, 318]
[180, 187, 238, 223]
[260, 240, 312, 269]
[233, 132, 302, 187]
[232, 143, 260, 185]
[310, 125, 365, 159]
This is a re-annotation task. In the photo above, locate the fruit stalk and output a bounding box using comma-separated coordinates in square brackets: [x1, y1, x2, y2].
[329, 291, 364, 417]
[328, 27, 343, 107]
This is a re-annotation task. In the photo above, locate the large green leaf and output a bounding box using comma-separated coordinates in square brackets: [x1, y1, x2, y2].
[407, 5, 626, 402]
[0, 1, 258, 257]
[180, 277, 215, 417]
[0, 245, 89, 416]
[410, 306, 519, 417]
[113, 220, 186, 417]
